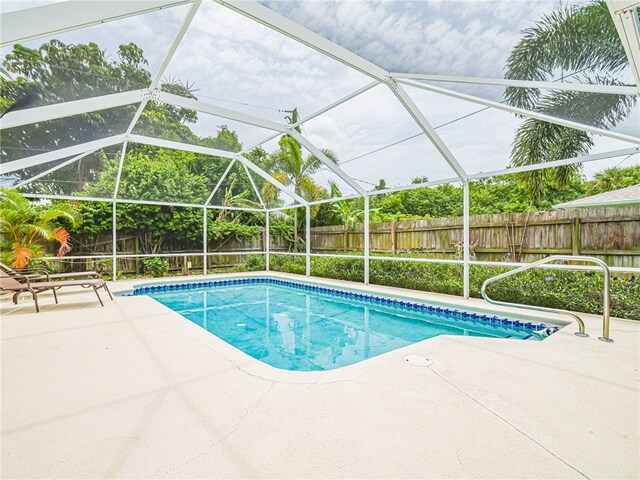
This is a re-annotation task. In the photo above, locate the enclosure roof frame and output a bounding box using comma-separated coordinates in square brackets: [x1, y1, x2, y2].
[1, 0, 639, 209]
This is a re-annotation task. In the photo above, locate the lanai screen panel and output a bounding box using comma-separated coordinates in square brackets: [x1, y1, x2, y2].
[131, 102, 277, 154]
[403, 85, 640, 177]
[208, 160, 265, 207]
[408, 80, 640, 139]
[0, 4, 192, 106]
[251, 134, 361, 204]
[259, 0, 574, 76]
[17, 149, 121, 199]
[300, 84, 460, 192]
[0, 3, 193, 189]
[1, 106, 137, 165]
[159, 0, 372, 124]
[115, 143, 228, 206]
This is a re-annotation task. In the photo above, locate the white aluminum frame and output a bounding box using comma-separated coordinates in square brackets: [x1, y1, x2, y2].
[4, 0, 639, 287]
[607, 1, 640, 90]
[0, 0, 194, 47]
[0, 90, 146, 129]
[390, 73, 639, 95]
[397, 78, 640, 145]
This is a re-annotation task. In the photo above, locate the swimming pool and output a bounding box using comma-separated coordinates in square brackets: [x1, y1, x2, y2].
[131, 278, 561, 371]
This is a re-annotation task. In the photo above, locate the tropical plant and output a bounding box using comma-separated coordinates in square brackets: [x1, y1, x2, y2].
[330, 183, 363, 228]
[0, 188, 80, 267]
[261, 136, 333, 247]
[215, 177, 261, 222]
[505, 0, 636, 201]
[328, 182, 377, 229]
[141, 257, 169, 278]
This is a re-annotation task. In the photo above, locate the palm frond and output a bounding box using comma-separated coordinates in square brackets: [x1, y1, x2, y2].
[51, 227, 72, 256]
[11, 243, 35, 268]
[505, 0, 627, 109]
[303, 148, 339, 175]
[277, 136, 304, 176]
[261, 171, 291, 207]
[504, 0, 631, 202]
[298, 176, 327, 202]
[40, 202, 81, 226]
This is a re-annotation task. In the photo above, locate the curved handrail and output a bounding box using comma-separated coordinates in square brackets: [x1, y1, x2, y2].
[481, 255, 612, 342]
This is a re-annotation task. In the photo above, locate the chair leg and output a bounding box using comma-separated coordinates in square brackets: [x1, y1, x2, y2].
[32, 292, 40, 313]
[12, 292, 20, 304]
[103, 283, 113, 300]
[92, 285, 104, 307]
[52, 288, 58, 304]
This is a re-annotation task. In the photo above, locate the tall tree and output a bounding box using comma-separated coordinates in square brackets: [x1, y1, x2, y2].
[0, 40, 198, 186]
[504, 0, 636, 201]
[261, 136, 334, 247]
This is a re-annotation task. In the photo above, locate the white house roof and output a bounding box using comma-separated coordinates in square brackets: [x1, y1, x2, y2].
[554, 184, 640, 209]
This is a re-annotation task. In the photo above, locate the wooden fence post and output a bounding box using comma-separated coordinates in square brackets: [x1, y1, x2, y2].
[572, 218, 581, 256]
[390, 219, 397, 254]
[343, 224, 348, 252]
[134, 236, 140, 274]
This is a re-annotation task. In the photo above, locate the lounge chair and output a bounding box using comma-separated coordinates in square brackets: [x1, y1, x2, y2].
[0, 272, 113, 313]
[0, 262, 101, 281]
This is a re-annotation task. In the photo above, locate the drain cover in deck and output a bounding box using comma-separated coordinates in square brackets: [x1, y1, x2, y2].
[403, 355, 432, 366]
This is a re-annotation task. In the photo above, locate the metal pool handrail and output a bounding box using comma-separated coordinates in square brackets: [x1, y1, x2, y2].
[481, 255, 612, 342]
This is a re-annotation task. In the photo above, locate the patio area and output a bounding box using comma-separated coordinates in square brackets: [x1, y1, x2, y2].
[2, 1, 640, 478]
[2, 272, 639, 479]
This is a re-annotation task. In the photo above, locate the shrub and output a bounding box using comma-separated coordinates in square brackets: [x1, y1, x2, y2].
[311, 256, 364, 282]
[142, 257, 169, 278]
[245, 254, 640, 320]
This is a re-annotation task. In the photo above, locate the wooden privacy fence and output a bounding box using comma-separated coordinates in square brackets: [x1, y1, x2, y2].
[310, 206, 640, 268]
[64, 233, 265, 275]
[60, 206, 639, 272]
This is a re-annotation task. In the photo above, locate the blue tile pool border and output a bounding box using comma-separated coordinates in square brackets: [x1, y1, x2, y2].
[127, 277, 551, 334]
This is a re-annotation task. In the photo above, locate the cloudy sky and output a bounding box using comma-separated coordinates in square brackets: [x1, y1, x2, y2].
[3, 0, 638, 197]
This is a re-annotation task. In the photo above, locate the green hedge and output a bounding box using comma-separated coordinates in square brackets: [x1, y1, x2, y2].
[245, 254, 640, 320]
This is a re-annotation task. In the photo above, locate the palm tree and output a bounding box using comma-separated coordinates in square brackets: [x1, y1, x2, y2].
[0, 188, 80, 267]
[505, 0, 636, 202]
[262, 136, 334, 248]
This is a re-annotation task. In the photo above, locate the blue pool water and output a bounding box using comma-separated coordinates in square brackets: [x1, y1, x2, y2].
[131, 278, 559, 371]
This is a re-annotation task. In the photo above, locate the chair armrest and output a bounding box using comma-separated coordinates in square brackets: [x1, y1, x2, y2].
[18, 266, 51, 281]
[11, 272, 33, 287]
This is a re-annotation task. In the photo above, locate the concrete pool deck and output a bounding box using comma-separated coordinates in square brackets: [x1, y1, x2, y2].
[1, 271, 639, 479]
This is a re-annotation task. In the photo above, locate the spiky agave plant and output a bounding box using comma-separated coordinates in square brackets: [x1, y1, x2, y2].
[0, 188, 80, 267]
[505, 0, 636, 202]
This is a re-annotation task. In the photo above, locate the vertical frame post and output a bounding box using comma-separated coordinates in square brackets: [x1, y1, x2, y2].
[203, 207, 208, 276]
[463, 181, 470, 299]
[265, 210, 270, 271]
[364, 194, 370, 285]
[305, 205, 311, 277]
[112, 201, 117, 282]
